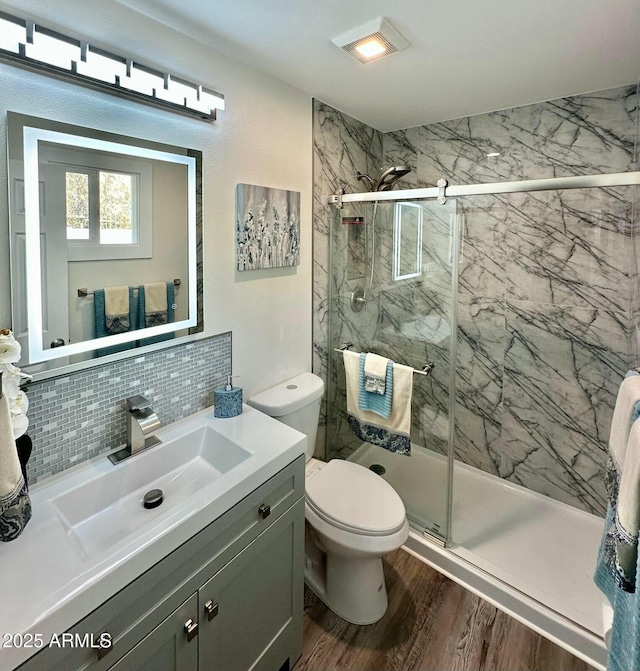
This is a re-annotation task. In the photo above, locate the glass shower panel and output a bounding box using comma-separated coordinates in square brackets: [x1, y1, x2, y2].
[327, 198, 459, 541]
[447, 186, 633, 634]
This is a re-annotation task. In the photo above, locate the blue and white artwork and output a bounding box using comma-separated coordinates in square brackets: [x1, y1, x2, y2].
[236, 183, 300, 271]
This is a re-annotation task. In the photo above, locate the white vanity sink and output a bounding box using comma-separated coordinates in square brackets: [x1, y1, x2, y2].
[51, 425, 253, 559]
[0, 405, 306, 671]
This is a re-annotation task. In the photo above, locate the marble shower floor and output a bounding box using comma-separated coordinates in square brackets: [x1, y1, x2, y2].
[351, 442, 605, 637]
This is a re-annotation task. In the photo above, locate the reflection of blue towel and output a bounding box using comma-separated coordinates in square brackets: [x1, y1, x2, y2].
[94, 288, 136, 356]
[137, 282, 175, 347]
[358, 353, 393, 419]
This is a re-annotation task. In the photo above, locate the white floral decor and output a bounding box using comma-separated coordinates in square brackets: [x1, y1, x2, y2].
[0, 329, 31, 439]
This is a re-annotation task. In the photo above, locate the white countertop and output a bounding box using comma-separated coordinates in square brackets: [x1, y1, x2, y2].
[0, 405, 306, 670]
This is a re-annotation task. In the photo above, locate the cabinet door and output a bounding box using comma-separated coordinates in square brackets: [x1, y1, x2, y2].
[199, 500, 304, 671]
[108, 594, 198, 671]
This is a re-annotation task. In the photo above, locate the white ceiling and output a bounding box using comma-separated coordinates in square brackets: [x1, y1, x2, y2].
[115, 0, 640, 132]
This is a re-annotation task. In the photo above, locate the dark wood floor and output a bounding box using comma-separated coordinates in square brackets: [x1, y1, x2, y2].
[295, 548, 596, 671]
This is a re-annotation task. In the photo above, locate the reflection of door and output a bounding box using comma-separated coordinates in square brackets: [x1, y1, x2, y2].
[9, 160, 69, 369]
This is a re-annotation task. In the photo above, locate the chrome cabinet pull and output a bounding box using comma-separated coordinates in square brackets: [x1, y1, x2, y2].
[204, 600, 219, 621]
[184, 618, 199, 642]
[97, 634, 112, 660]
[258, 503, 270, 519]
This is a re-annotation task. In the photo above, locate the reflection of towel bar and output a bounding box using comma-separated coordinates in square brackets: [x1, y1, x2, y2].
[334, 343, 435, 377]
[78, 279, 181, 298]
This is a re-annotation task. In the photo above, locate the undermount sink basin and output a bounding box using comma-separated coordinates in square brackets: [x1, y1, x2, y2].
[51, 424, 252, 558]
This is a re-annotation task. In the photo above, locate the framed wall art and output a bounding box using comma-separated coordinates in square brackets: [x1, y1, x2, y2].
[236, 183, 300, 271]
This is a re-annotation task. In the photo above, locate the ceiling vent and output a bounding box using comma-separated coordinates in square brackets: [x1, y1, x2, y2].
[331, 17, 409, 64]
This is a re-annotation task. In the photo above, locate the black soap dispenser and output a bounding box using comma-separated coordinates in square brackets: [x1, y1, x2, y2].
[214, 375, 243, 418]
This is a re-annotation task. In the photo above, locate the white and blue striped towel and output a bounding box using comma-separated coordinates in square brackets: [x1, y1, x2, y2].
[358, 354, 393, 419]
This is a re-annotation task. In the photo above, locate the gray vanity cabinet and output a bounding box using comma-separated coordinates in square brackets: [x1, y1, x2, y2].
[107, 594, 198, 671]
[198, 505, 300, 671]
[16, 457, 305, 671]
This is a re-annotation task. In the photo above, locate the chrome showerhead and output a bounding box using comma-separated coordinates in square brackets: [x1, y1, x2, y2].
[356, 165, 411, 192]
[374, 165, 411, 191]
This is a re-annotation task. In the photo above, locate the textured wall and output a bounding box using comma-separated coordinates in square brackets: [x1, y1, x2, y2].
[314, 85, 639, 516]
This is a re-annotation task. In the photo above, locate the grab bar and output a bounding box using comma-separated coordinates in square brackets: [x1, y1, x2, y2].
[334, 343, 435, 376]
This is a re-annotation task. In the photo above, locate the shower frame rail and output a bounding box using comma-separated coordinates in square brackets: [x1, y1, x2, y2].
[328, 170, 640, 206]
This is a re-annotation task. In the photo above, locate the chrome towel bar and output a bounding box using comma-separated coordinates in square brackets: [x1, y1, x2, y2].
[334, 343, 435, 376]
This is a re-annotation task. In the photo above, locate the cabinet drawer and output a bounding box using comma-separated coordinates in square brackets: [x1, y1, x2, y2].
[17, 456, 304, 671]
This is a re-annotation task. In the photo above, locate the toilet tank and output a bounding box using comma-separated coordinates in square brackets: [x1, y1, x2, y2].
[247, 373, 324, 462]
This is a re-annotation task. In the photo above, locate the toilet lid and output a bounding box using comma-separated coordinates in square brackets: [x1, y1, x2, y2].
[306, 460, 406, 536]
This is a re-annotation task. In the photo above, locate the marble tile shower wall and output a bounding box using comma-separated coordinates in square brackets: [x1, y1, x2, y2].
[313, 85, 639, 516]
[24, 333, 231, 485]
[312, 100, 382, 454]
[383, 84, 639, 515]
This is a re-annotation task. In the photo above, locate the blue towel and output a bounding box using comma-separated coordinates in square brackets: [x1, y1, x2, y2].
[595, 508, 640, 671]
[94, 287, 137, 356]
[137, 282, 175, 347]
[594, 368, 640, 671]
[358, 353, 393, 419]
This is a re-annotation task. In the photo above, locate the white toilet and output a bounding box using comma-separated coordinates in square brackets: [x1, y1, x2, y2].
[248, 372, 409, 625]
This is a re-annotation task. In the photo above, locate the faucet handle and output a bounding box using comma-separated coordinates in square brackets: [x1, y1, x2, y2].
[126, 395, 152, 412]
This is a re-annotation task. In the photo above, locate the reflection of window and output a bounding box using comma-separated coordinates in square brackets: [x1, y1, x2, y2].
[65, 170, 137, 244]
[40, 144, 152, 261]
[65, 172, 89, 238]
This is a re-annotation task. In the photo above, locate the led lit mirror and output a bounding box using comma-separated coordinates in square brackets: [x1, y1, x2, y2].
[7, 112, 203, 376]
[393, 201, 423, 281]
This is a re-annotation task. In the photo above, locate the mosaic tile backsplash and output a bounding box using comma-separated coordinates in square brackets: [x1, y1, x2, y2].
[24, 333, 231, 485]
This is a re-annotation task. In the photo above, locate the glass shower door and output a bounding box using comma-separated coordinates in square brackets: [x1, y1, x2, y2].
[327, 197, 459, 542]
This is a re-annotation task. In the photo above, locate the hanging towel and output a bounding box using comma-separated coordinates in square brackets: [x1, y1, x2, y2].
[142, 282, 169, 327]
[94, 287, 137, 356]
[343, 349, 413, 455]
[358, 354, 393, 418]
[0, 390, 31, 542]
[104, 285, 131, 334]
[594, 371, 640, 671]
[363, 353, 389, 395]
[137, 282, 175, 347]
[608, 372, 640, 474]
[597, 372, 640, 591]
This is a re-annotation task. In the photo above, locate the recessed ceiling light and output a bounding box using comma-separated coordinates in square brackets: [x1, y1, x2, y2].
[332, 17, 409, 64]
[355, 38, 387, 60]
[486, 152, 501, 158]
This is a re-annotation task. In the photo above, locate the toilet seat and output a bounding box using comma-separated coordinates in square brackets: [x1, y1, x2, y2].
[305, 459, 406, 536]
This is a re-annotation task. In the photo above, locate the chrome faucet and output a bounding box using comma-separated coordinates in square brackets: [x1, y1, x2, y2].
[109, 395, 162, 464]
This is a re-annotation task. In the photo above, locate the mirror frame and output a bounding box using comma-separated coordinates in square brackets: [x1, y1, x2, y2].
[7, 112, 204, 377]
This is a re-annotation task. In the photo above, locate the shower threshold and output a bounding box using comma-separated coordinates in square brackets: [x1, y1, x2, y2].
[351, 442, 607, 670]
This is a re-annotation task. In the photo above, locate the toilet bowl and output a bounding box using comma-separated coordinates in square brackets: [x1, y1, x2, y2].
[248, 372, 409, 625]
